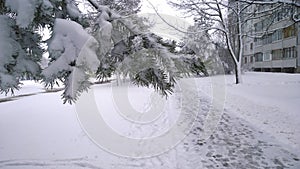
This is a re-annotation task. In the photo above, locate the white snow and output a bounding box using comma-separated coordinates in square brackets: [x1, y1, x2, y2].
[5, 0, 39, 28]
[0, 80, 44, 99]
[66, 0, 81, 19]
[95, 7, 113, 58]
[0, 72, 300, 168]
[42, 19, 100, 101]
[225, 72, 300, 150]
[46, 18, 99, 68]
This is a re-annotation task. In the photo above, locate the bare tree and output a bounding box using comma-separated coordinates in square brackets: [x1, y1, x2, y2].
[168, 0, 247, 83]
[239, 0, 300, 22]
[169, 0, 298, 84]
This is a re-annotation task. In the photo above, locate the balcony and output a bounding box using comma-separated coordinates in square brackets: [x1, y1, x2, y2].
[253, 58, 297, 68]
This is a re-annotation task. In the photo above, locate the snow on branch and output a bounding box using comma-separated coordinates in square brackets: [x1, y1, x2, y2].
[4, 0, 40, 27]
[239, 0, 300, 7]
[239, 0, 300, 22]
[0, 15, 41, 94]
[42, 18, 99, 103]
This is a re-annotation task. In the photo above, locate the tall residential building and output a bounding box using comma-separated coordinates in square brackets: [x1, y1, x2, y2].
[240, 4, 300, 73]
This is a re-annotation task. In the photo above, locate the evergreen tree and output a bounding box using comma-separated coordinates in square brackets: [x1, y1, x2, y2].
[0, 0, 207, 103]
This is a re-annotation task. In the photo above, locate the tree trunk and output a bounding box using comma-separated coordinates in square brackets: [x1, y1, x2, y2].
[234, 61, 242, 84]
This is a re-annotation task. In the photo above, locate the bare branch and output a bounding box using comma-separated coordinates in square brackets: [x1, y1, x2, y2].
[145, 0, 227, 35]
[239, 0, 300, 7]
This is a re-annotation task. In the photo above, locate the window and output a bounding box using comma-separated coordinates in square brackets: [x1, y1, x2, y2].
[276, 10, 283, 21]
[254, 52, 263, 62]
[254, 38, 262, 46]
[263, 51, 271, 61]
[244, 57, 248, 64]
[272, 49, 282, 60]
[250, 56, 254, 63]
[254, 22, 263, 32]
[283, 24, 296, 38]
[283, 47, 296, 58]
[282, 6, 294, 19]
[257, 5, 264, 12]
[262, 18, 271, 28]
[272, 29, 282, 42]
[250, 43, 253, 50]
[262, 34, 272, 45]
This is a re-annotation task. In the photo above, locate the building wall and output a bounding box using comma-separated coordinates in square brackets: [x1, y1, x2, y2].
[241, 5, 299, 73]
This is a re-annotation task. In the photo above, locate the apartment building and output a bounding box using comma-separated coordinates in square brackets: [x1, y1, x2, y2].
[241, 4, 300, 73]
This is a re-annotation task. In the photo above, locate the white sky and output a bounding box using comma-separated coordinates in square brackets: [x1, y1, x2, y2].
[139, 0, 193, 41]
[140, 0, 177, 15]
[140, 0, 193, 23]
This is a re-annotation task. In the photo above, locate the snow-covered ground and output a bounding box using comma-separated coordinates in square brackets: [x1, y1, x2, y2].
[225, 72, 300, 152]
[0, 72, 300, 169]
[0, 81, 45, 99]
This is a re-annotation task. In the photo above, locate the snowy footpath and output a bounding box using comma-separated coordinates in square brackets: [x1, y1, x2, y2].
[0, 72, 300, 169]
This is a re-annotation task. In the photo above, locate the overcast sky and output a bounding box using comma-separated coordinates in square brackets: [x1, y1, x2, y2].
[139, 0, 193, 41]
[140, 0, 177, 15]
[140, 0, 193, 23]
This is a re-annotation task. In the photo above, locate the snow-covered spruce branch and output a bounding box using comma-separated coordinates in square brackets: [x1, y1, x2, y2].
[42, 19, 100, 104]
[86, 0, 142, 35]
[82, 0, 207, 98]
[0, 0, 209, 102]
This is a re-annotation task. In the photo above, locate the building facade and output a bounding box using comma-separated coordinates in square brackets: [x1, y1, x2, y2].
[241, 4, 300, 73]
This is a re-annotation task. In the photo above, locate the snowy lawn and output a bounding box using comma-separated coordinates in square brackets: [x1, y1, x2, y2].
[0, 81, 45, 99]
[1, 72, 300, 169]
[225, 72, 300, 150]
